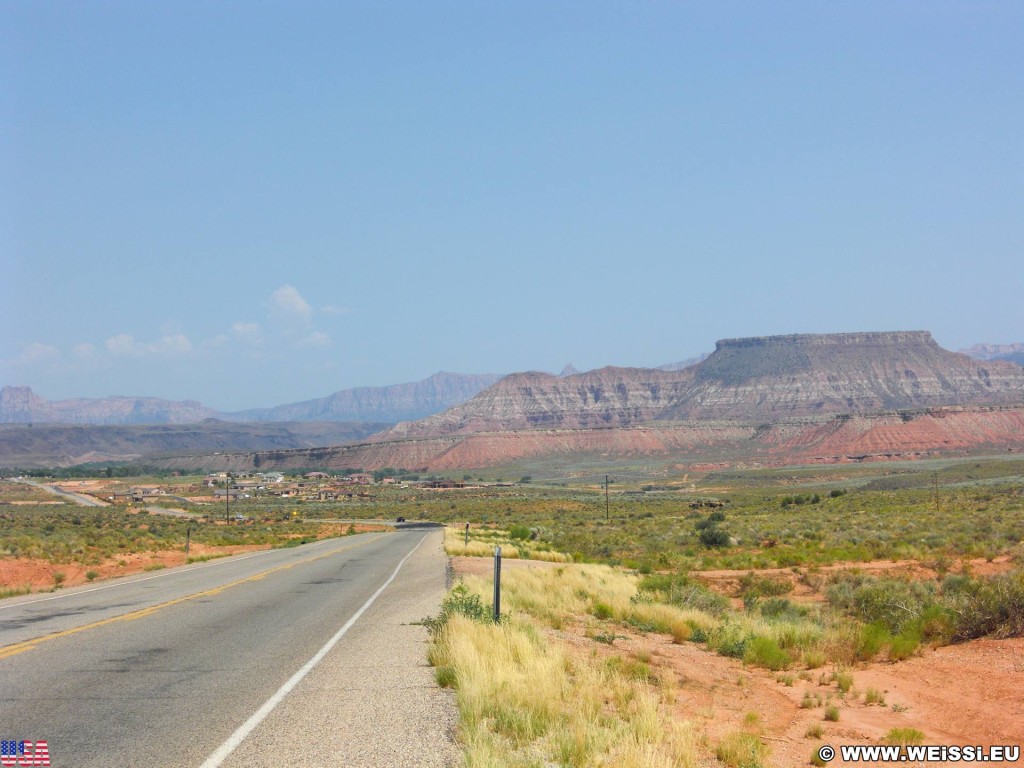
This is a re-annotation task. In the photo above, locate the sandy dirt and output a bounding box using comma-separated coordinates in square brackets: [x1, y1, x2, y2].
[451, 556, 1024, 767]
[0, 544, 271, 591]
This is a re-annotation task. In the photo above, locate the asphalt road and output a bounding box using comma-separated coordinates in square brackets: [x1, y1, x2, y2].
[0, 529, 457, 767]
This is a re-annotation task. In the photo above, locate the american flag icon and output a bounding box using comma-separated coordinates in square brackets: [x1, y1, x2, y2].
[0, 741, 50, 767]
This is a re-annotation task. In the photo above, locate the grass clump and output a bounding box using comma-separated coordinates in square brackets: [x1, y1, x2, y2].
[864, 687, 885, 705]
[824, 705, 840, 722]
[715, 731, 768, 768]
[883, 727, 926, 745]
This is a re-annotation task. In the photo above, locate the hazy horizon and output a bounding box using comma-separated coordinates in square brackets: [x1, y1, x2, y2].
[4, 3, 1021, 410]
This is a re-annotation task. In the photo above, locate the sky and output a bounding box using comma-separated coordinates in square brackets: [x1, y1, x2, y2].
[2, 2, 1021, 411]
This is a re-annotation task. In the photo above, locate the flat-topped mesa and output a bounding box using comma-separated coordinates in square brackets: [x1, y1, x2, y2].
[694, 331, 949, 387]
[380, 329, 1024, 440]
[676, 329, 1024, 419]
[714, 330, 938, 351]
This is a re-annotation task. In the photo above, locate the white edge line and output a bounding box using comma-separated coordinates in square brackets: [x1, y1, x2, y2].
[0, 533, 384, 612]
[198, 532, 430, 768]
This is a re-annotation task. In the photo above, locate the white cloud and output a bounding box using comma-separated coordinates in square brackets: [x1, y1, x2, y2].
[296, 331, 332, 348]
[269, 285, 312, 325]
[13, 342, 61, 367]
[105, 333, 192, 357]
[230, 322, 262, 346]
[72, 343, 97, 360]
[106, 334, 148, 357]
[159, 333, 192, 355]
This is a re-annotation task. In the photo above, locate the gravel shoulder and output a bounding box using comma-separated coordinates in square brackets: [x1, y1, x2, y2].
[217, 528, 460, 768]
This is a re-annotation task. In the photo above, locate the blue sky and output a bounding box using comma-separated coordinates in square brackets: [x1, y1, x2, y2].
[2, 2, 1021, 410]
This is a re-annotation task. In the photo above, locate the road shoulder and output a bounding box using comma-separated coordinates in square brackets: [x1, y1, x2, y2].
[216, 528, 460, 768]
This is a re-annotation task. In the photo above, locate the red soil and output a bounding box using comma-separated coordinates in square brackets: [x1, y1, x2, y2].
[0, 524, 386, 592]
[451, 556, 1024, 767]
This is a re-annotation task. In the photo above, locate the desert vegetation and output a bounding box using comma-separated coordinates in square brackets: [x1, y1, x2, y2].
[4, 456, 1022, 762]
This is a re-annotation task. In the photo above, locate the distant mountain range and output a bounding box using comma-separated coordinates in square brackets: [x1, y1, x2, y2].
[382, 332, 1024, 439]
[5, 334, 1023, 469]
[0, 386, 218, 425]
[960, 343, 1024, 367]
[163, 331, 1024, 473]
[224, 371, 504, 423]
[0, 372, 504, 427]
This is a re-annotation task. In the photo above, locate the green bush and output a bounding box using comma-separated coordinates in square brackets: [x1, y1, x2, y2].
[888, 628, 921, 661]
[943, 570, 1024, 640]
[638, 573, 730, 615]
[856, 622, 891, 661]
[700, 526, 731, 549]
[743, 636, 791, 670]
[423, 583, 491, 636]
[508, 524, 532, 541]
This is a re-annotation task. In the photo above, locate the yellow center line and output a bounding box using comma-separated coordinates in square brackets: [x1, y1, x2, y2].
[0, 535, 383, 661]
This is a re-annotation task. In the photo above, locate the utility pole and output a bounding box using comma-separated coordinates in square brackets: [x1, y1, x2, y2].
[605, 474, 610, 522]
[225, 473, 231, 523]
[933, 471, 939, 513]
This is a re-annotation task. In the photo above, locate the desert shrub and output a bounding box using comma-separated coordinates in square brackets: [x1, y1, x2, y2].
[828, 575, 936, 634]
[699, 525, 731, 548]
[856, 622, 891, 661]
[740, 573, 793, 607]
[508, 524, 532, 541]
[638, 573, 730, 615]
[423, 583, 491, 636]
[942, 570, 1024, 640]
[758, 598, 808, 623]
[888, 628, 921, 661]
[824, 705, 840, 722]
[743, 636, 790, 671]
[709, 623, 751, 658]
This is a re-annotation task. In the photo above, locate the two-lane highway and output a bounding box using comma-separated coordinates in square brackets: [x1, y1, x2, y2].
[0, 529, 457, 767]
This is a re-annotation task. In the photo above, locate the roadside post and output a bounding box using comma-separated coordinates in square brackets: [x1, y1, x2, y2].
[185, 525, 191, 560]
[465, 522, 470, 546]
[493, 545, 502, 623]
